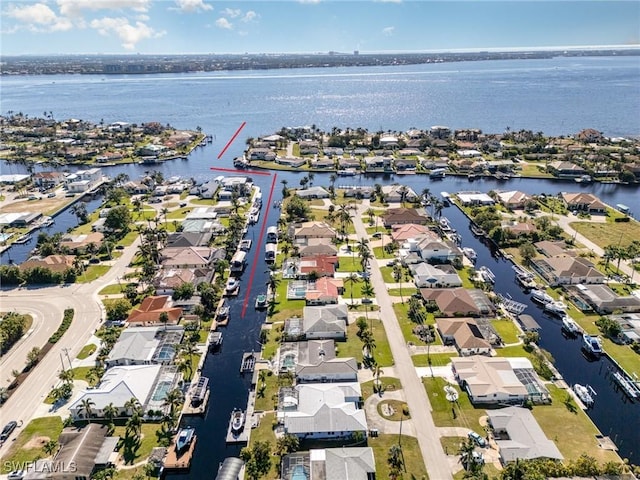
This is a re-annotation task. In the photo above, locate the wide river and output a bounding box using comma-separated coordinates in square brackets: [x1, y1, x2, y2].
[1, 55, 639, 471]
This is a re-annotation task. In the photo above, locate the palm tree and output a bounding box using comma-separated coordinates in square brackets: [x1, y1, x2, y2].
[58, 369, 74, 385]
[361, 281, 375, 323]
[43, 439, 58, 456]
[361, 330, 376, 362]
[80, 397, 95, 423]
[125, 397, 142, 416]
[161, 207, 169, 227]
[365, 208, 376, 225]
[308, 172, 315, 187]
[387, 444, 404, 479]
[181, 342, 199, 380]
[344, 273, 360, 306]
[162, 387, 184, 420]
[103, 402, 119, 433]
[393, 263, 404, 303]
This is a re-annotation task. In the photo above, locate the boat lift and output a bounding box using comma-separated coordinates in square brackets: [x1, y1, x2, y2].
[497, 293, 528, 315]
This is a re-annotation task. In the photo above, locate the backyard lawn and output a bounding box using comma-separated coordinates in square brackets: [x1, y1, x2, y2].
[422, 377, 485, 434]
[491, 318, 521, 344]
[412, 352, 457, 368]
[340, 318, 393, 367]
[112, 423, 162, 465]
[76, 343, 97, 359]
[76, 265, 110, 283]
[368, 433, 428, 480]
[570, 220, 640, 249]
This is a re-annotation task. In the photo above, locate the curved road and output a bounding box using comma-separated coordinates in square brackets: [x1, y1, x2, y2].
[0, 237, 139, 455]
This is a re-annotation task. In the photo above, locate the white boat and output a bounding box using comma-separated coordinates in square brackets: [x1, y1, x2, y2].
[440, 192, 451, 206]
[582, 334, 603, 356]
[531, 289, 554, 305]
[225, 278, 239, 293]
[573, 384, 595, 407]
[239, 239, 252, 251]
[544, 300, 567, 316]
[612, 371, 640, 400]
[230, 409, 245, 433]
[462, 247, 477, 262]
[429, 168, 446, 179]
[175, 427, 196, 452]
[561, 316, 581, 335]
[439, 217, 453, 232]
[478, 266, 495, 284]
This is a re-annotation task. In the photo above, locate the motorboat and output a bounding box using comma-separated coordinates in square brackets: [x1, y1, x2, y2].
[255, 294, 267, 310]
[531, 289, 554, 305]
[462, 247, 477, 262]
[611, 371, 640, 400]
[543, 301, 567, 316]
[561, 316, 581, 336]
[13, 233, 32, 244]
[573, 384, 596, 407]
[582, 334, 603, 356]
[478, 266, 495, 284]
[239, 239, 252, 251]
[230, 409, 245, 434]
[439, 217, 453, 232]
[429, 168, 446, 179]
[225, 278, 239, 293]
[208, 331, 223, 350]
[470, 223, 486, 237]
[512, 265, 536, 289]
[217, 302, 230, 319]
[175, 427, 195, 453]
[190, 376, 209, 406]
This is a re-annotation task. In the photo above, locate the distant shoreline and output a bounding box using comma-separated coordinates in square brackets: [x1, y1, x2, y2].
[1, 48, 638, 76]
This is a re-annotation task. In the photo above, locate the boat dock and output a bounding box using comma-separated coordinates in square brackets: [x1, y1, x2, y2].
[611, 370, 640, 400]
[182, 375, 210, 416]
[225, 390, 257, 444]
[163, 434, 197, 471]
[182, 388, 210, 415]
[240, 351, 258, 373]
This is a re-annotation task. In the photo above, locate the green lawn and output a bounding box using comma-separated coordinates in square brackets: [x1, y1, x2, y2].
[388, 287, 418, 298]
[458, 267, 476, 289]
[71, 366, 93, 381]
[76, 343, 97, 359]
[337, 256, 366, 273]
[98, 283, 127, 295]
[393, 303, 428, 346]
[379, 266, 396, 283]
[377, 399, 410, 421]
[117, 230, 139, 247]
[491, 318, 521, 344]
[0, 417, 64, 473]
[342, 279, 365, 300]
[166, 207, 191, 219]
[254, 372, 280, 413]
[361, 377, 402, 399]
[261, 325, 282, 361]
[570, 219, 640, 249]
[112, 423, 163, 465]
[373, 246, 393, 259]
[339, 318, 393, 367]
[599, 338, 640, 378]
[368, 433, 428, 480]
[412, 352, 457, 368]
[76, 265, 110, 283]
[247, 412, 279, 480]
[269, 279, 306, 322]
[531, 385, 620, 463]
[423, 377, 485, 434]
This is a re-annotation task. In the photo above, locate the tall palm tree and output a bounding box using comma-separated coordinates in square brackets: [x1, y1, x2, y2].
[361, 330, 376, 362]
[181, 342, 199, 380]
[365, 208, 376, 225]
[162, 387, 184, 419]
[103, 402, 119, 434]
[393, 264, 404, 303]
[361, 281, 375, 324]
[43, 439, 58, 456]
[58, 369, 74, 385]
[80, 397, 95, 423]
[344, 273, 360, 306]
[387, 444, 404, 479]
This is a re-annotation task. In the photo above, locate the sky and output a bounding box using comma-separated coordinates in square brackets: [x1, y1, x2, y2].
[1, 1, 639, 55]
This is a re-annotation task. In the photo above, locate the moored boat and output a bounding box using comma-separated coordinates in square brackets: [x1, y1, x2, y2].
[561, 316, 581, 336]
[225, 278, 239, 294]
[175, 427, 195, 453]
[582, 334, 603, 356]
[239, 239, 252, 251]
[573, 384, 596, 407]
[531, 289, 554, 305]
[13, 233, 32, 244]
[462, 247, 477, 262]
[255, 294, 267, 310]
[230, 409, 245, 434]
[543, 300, 567, 317]
[190, 376, 209, 406]
[611, 371, 640, 400]
[478, 266, 495, 284]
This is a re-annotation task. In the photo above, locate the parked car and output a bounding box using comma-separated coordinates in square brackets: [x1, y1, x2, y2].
[47, 192, 56, 198]
[468, 431, 487, 448]
[8, 470, 25, 480]
[372, 232, 382, 238]
[1, 420, 18, 442]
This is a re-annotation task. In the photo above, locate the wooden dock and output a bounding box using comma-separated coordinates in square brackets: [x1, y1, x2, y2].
[182, 388, 210, 416]
[225, 391, 257, 444]
[163, 435, 197, 471]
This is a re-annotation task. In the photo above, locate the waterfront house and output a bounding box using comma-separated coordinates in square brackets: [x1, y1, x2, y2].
[293, 221, 337, 240]
[19, 255, 75, 274]
[533, 240, 574, 258]
[608, 313, 640, 344]
[305, 277, 344, 305]
[160, 246, 222, 269]
[430, 125, 451, 139]
[248, 148, 276, 161]
[341, 185, 373, 199]
[487, 407, 563, 463]
[456, 192, 495, 206]
[165, 231, 213, 248]
[296, 186, 331, 199]
[560, 192, 607, 214]
[415, 237, 462, 263]
[531, 256, 605, 286]
[296, 357, 359, 384]
[451, 356, 548, 404]
[105, 325, 184, 367]
[278, 383, 367, 440]
[382, 184, 418, 203]
[0, 211, 42, 227]
[278, 339, 336, 373]
[60, 232, 104, 254]
[497, 190, 533, 210]
[299, 239, 339, 258]
[126, 295, 182, 326]
[298, 255, 339, 278]
[153, 268, 212, 296]
[364, 156, 391, 172]
[570, 284, 640, 314]
[303, 305, 348, 340]
[277, 157, 307, 168]
[281, 447, 375, 480]
[436, 318, 491, 356]
[548, 161, 587, 178]
[411, 263, 462, 288]
[420, 288, 493, 317]
[338, 157, 362, 171]
[391, 224, 434, 243]
[382, 208, 429, 227]
[69, 364, 180, 420]
[311, 158, 335, 169]
[33, 171, 66, 189]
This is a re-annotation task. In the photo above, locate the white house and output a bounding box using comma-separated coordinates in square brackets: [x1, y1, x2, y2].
[415, 236, 462, 263]
[303, 305, 348, 340]
[411, 263, 462, 288]
[278, 382, 367, 439]
[296, 186, 330, 199]
[296, 358, 358, 384]
[382, 184, 418, 203]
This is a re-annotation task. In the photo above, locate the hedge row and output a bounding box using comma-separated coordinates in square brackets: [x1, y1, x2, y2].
[49, 308, 74, 344]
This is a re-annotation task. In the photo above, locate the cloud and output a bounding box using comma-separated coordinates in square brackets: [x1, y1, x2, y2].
[221, 8, 242, 18]
[382, 26, 395, 36]
[173, 0, 212, 13]
[57, 0, 151, 17]
[242, 11, 257, 23]
[90, 16, 164, 49]
[215, 17, 233, 30]
[5, 3, 73, 32]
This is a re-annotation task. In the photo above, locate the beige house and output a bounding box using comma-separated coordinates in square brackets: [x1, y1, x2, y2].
[532, 256, 605, 286]
[436, 318, 491, 356]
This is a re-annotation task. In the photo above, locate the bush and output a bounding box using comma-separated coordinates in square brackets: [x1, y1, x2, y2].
[49, 309, 74, 344]
[614, 216, 630, 222]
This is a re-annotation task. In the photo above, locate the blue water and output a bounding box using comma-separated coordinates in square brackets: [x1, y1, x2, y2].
[2, 56, 640, 470]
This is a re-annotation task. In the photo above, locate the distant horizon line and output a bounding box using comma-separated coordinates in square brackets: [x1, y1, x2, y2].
[3, 44, 639, 57]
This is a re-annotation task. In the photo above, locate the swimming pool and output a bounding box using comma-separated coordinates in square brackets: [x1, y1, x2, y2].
[152, 380, 173, 402]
